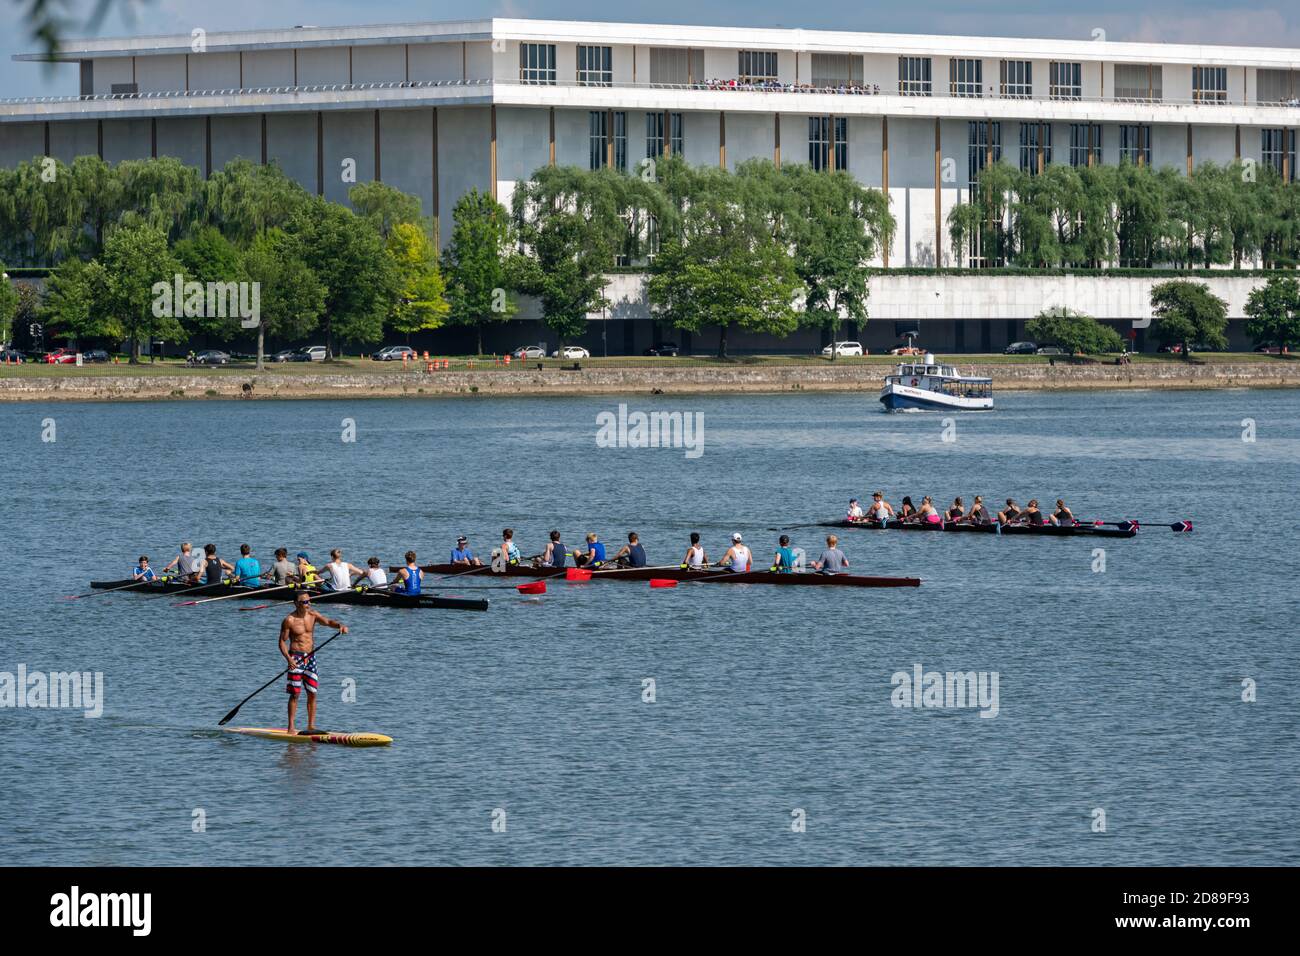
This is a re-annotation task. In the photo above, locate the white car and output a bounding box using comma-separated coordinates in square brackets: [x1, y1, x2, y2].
[511, 345, 546, 359]
[296, 345, 327, 362]
[822, 341, 864, 357]
[552, 346, 591, 359]
[373, 345, 416, 361]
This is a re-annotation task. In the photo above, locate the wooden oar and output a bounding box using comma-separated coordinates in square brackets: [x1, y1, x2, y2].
[174, 580, 295, 607]
[63, 575, 176, 600]
[236, 579, 389, 612]
[217, 629, 346, 726]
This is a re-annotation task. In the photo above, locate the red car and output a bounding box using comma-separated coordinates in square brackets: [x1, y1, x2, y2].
[43, 348, 78, 364]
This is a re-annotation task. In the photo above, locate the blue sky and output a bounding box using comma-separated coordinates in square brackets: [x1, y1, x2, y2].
[2, 0, 1297, 98]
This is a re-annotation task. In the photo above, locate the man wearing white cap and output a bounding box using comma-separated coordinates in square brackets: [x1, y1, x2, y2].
[718, 533, 752, 573]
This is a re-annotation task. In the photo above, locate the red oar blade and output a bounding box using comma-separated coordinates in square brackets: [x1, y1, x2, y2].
[516, 582, 547, 595]
[649, 579, 678, 589]
[565, 568, 592, 582]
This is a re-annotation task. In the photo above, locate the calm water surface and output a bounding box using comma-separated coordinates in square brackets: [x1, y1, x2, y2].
[1, 388, 1296, 865]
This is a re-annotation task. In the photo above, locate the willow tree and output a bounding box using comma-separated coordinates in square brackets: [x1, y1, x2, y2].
[203, 159, 310, 246]
[443, 189, 517, 355]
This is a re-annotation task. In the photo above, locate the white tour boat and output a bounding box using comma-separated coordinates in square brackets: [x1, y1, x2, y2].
[879, 354, 994, 411]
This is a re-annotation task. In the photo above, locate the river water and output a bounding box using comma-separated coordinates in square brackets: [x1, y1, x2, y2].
[1, 388, 1296, 865]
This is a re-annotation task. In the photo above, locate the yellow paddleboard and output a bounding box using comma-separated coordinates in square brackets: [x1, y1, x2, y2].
[223, 726, 393, 747]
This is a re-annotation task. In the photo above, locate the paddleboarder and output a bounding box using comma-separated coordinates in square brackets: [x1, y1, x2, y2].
[280, 592, 348, 735]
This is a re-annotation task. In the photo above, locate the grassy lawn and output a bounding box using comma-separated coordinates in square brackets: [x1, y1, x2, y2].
[0, 351, 1290, 378]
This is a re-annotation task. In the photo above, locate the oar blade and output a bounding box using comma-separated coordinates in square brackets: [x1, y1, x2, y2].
[516, 582, 547, 595]
[649, 578, 678, 589]
[565, 568, 592, 581]
[1171, 520, 1194, 533]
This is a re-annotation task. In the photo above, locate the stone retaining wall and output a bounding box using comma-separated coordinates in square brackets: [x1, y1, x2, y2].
[1, 361, 1297, 401]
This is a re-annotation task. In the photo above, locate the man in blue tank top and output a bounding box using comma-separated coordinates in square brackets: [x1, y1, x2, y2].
[392, 551, 422, 595]
[612, 531, 647, 568]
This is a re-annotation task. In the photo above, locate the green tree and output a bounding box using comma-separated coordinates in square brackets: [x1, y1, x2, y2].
[648, 165, 802, 358]
[386, 221, 449, 342]
[0, 265, 19, 344]
[172, 226, 247, 340]
[98, 223, 184, 363]
[116, 157, 204, 244]
[1025, 307, 1124, 355]
[1149, 279, 1229, 359]
[40, 257, 118, 343]
[285, 197, 398, 355]
[1243, 275, 1300, 353]
[350, 181, 426, 238]
[242, 228, 326, 369]
[443, 189, 517, 355]
[203, 159, 310, 246]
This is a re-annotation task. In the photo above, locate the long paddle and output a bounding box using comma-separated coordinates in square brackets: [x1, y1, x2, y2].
[217, 629, 345, 726]
[63, 575, 177, 600]
[1088, 519, 1193, 533]
[173, 579, 295, 607]
[236, 579, 392, 612]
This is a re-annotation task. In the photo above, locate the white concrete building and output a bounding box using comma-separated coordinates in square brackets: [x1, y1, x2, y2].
[3, 18, 1298, 352]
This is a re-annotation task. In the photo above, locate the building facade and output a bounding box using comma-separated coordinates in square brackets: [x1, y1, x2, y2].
[3, 18, 1298, 353]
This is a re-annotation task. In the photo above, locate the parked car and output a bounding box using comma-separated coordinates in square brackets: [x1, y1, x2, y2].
[83, 349, 110, 363]
[890, 345, 924, 356]
[1004, 341, 1038, 355]
[0, 348, 24, 363]
[552, 345, 591, 359]
[511, 345, 546, 360]
[271, 349, 297, 363]
[1036, 346, 1065, 356]
[643, 342, 680, 357]
[192, 350, 231, 366]
[822, 341, 864, 357]
[43, 347, 78, 364]
[1254, 345, 1291, 354]
[289, 346, 327, 362]
[372, 345, 416, 361]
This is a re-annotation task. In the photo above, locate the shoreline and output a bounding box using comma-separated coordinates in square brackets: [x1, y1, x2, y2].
[1, 361, 1297, 401]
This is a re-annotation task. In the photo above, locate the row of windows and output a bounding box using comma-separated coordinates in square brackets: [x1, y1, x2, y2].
[582, 113, 1296, 183]
[520, 43, 1244, 102]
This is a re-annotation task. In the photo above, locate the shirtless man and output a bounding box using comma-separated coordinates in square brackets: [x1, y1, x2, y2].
[279, 592, 347, 734]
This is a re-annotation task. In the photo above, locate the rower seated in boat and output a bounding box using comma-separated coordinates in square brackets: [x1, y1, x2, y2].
[811, 534, 849, 574]
[612, 532, 647, 568]
[717, 533, 752, 572]
[363, 557, 388, 588]
[202, 543, 235, 585]
[392, 551, 422, 594]
[968, 496, 992, 524]
[946, 497, 966, 521]
[898, 497, 917, 522]
[771, 535, 801, 573]
[915, 496, 943, 525]
[1052, 499, 1075, 526]
[323, 549, 365, 592]
[682, 532, 708, 570]
[573, 533, 606, 568]
[536, 530, 567, 568]
[846, 498, 864, 520]
[163, 542, 204, 584]
[132, 555, 157, 582]
[270, 548, 296, 586]
[232, 544, 263, 587]
[491, 528, 521, 572]
[1021, 499, 1046, 525]
[866, 491, 896, 524]
[450, 536, 482, 566]
[997, 499, 1022, 525]
[295, 552, 321, 586]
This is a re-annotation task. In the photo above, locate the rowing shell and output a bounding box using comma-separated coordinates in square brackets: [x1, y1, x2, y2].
[88, 579, 489, 611]
[824, 519, 1138, 538]
[406, 563, 920, 588]
[223, 726, 392, 747]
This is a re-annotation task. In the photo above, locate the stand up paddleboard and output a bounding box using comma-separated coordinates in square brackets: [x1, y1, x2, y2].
[223, 726, 393, 747]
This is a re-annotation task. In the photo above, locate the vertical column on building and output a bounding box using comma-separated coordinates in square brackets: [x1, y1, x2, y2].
[881, 116, 889, 268]
[97, 120, 103, 161]
[1037, 121, 1044, 175]
[43, 122, 50, 158]
[431, 108, 440, 248]
[1235, 125, 1241, 161]
[203, 117, 210, 177]
[151, 118, 157, 159]
[606, 108, 614, 168]
[549, 107, 556, 165]
[774, 113, 781, 168]
[828, 114, 836, 172]
[1087, 124, 1095, 168]
[934, 118, 942, 267]
[490, 105, 498, 199]
[1186, 125, 1193, 176]
[719, 112, 726, 169]
[374, 110, 382, 182]
[1285, 127, 1293, 183]
[260, 115, 266, 165]
[316, 112, 324, 196]
[662, 111, 670, 157]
